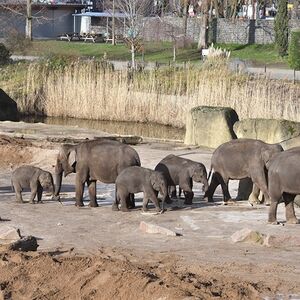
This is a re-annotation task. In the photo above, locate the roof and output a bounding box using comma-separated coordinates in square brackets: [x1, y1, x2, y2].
[72, 11, 128, 18]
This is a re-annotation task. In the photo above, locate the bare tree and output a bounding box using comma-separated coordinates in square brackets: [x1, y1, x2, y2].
[0, 0, 50, 40]
[115, 0, 152, 68]
[197, 0, 209, 49]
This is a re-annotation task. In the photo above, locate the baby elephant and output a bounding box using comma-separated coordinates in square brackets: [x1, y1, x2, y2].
[11, 165, 55, 204]
[155, 154, 208, 205]
[113, 166, 169, 212]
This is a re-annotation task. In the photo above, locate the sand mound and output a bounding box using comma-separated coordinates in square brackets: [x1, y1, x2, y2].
[0, 248, 273, 300]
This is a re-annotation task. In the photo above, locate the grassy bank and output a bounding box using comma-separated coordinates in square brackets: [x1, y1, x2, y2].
[1, 59, 299, 127]
[15, 40, 201, 63]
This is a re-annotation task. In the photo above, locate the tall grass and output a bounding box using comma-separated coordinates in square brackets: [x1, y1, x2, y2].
[2, 59, 300, 128]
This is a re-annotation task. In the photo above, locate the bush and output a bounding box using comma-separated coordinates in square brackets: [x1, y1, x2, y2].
[274, 0, 289, 57]
[0, 43, 11, 65]
[288, 29, 300, 70]
[5, 29, 32, 54]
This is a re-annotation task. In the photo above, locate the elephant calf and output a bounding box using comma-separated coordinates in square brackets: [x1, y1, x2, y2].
[11, 165, 55, 204]
[155, 154, 208, 205]
[113, 166, 169, 212]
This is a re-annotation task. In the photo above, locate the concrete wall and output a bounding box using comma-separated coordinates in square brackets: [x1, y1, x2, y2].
[142, 16, 300, 44]
[0, 6, 81, 39]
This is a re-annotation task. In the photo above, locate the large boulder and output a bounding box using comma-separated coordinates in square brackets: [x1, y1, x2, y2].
[184, 106, 239, 149]
[0, 89, 19, 121]
[233, 119, 300, 145]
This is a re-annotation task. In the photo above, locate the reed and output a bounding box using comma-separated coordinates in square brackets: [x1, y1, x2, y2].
[2, 59, 300, 128]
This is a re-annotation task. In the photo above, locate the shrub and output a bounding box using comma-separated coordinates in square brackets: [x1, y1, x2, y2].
[288, 29, 300, 70]
[0, 43, 11, 65]
[5, 29, 32, 54]
[274, 0, 289, 57]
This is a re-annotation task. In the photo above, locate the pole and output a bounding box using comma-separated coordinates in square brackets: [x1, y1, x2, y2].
[112, 0, 116, 45]
[26, 0, 32, 40]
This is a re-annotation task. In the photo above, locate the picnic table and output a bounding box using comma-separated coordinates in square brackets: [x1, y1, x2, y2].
[57, 32, 105, 43]
[57, 32, 81, 42]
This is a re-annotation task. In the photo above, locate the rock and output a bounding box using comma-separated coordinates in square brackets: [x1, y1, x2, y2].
[0, 225, 21, 245]
[231, 228, 265, 244]
[139, 221, 178, 237]
[184, 106, 239, 149]
[295, 195, 300, 208]
[280, 136, 300, 150]
[8, 236, 39, 252]
[0, 89, 19, 121]
[263, 234, 300, 248]
[233, 118, 300, 144]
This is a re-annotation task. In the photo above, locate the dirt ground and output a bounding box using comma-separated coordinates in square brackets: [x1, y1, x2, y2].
[0, 129, 300, 300]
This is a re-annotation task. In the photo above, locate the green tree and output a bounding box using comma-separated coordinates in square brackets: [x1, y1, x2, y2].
[288, 29, 300, 70]
[274, 0, 289, 56]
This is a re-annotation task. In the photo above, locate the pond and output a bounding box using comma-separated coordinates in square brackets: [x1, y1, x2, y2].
[21, 116, 185, 141]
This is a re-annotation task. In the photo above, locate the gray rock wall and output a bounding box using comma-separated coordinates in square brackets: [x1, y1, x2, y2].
[142, 17, 300, 44]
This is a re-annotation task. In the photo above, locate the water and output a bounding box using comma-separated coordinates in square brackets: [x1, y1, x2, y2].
[20, 116, 185, 141]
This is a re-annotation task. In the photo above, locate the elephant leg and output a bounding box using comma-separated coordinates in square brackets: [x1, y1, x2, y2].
[251, 170, 270, 206]
[14, 184, 24, 203]
[248, 183, 261, 205]
[126, 193, 135, 209]
[268, 189, 281, 224]
[87, 180, 98, 207]
[218, 175, 232, 203]
[170, 186, 177, 198]
[37, 185, 43, 203]
[179, 182, 194, 205]
[204, 172, 220, 202]
[29, 182, 38, 204]
[283, 193, 299, 224]
[119, 190, 129, 212]
[75, 171, 86, 207]
[146, 189, 161, 212]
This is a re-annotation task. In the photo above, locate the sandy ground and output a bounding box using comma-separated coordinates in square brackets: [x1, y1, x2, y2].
[0, 130, 300, 300]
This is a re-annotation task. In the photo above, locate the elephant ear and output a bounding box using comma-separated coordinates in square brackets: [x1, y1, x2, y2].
[68, 149, 76, 167]
[150, 173, 160, 191]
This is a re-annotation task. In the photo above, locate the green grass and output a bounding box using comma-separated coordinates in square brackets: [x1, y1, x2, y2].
[13, 40, 289, 66]
[215, 43, 288, 66]
[18, 40, 201, 63]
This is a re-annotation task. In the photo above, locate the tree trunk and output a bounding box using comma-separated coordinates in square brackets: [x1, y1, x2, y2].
[25, 0, 32, 40]
[197, 13, 208, 49]
[183, 0, 188, 45]
[131, 43, 135, 69]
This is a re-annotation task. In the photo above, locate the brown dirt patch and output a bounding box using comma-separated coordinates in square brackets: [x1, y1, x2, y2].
[0, 248, 272, 300]
[0, 136, 33, 168]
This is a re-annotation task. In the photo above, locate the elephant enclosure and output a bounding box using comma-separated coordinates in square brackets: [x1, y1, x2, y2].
[0, 129, 300, 299]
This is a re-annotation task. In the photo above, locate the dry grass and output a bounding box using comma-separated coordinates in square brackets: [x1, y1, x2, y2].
[2, 60, 300, 128]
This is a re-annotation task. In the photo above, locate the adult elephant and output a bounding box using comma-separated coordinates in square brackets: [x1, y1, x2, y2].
[204, 139, 283, 204]
[53, 139, 141, 207]
[268, 147, 300, 224]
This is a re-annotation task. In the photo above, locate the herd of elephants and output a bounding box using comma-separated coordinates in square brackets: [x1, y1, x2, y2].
[10, 138, 300, 225]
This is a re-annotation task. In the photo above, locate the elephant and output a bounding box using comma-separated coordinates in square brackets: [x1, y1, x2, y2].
[155, 154, 208, 205]
[113, 166, 168, 212]
[268, 147, 300, 224]
[204, 139, 283, 204]
[11, 165, 55, 204]
[53, 139, 141, 207]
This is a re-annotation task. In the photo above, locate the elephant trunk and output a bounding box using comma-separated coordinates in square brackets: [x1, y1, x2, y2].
[160, 184, 169, 210]
[53, 160, 63, 198]
[202, 178, 209, 193]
